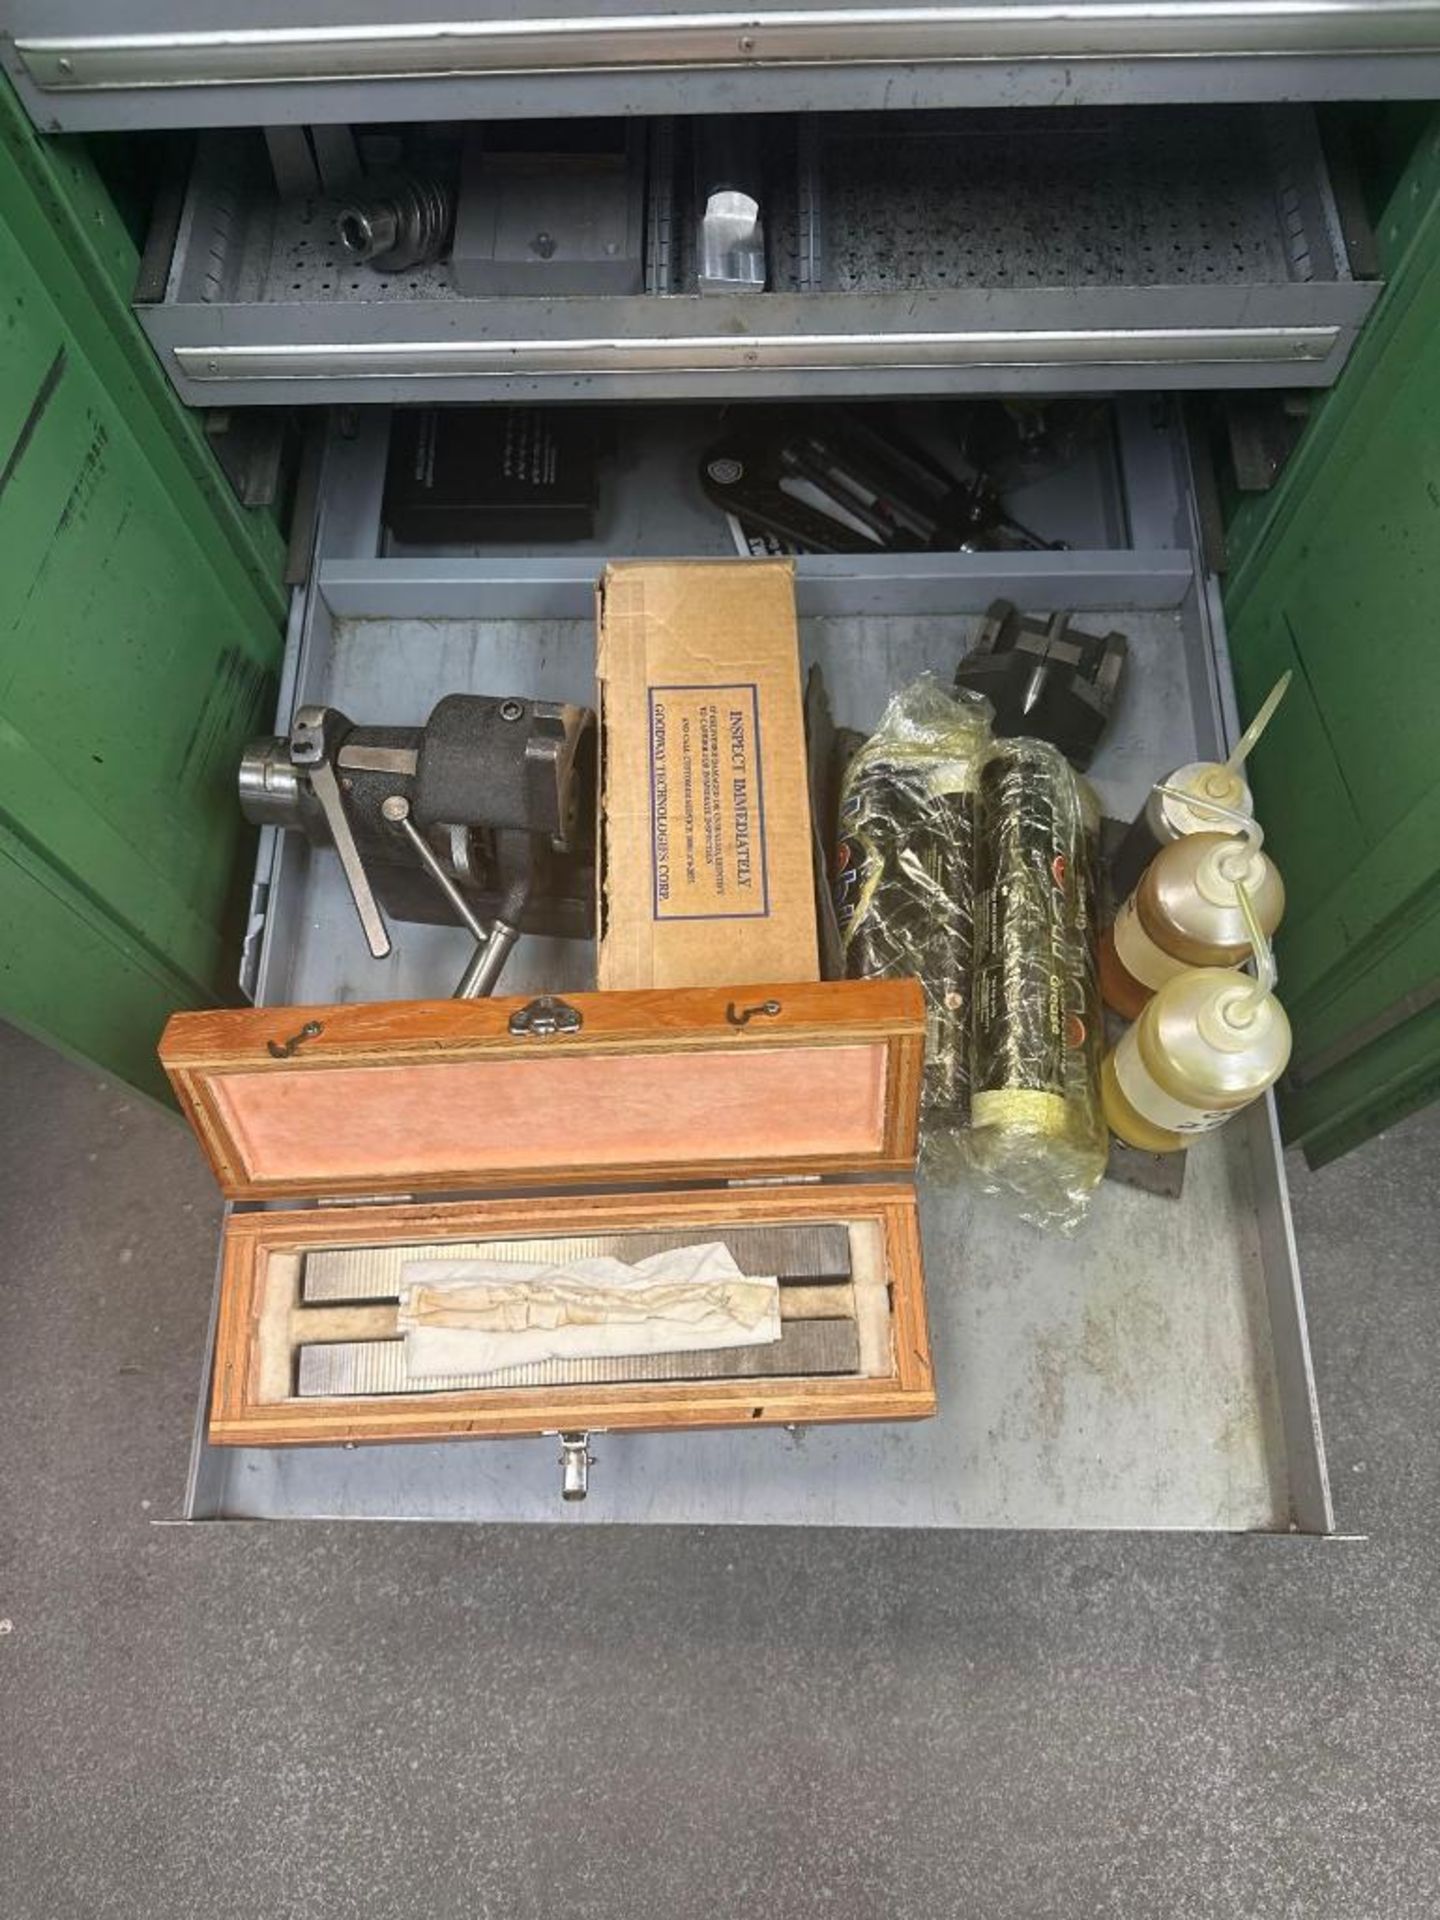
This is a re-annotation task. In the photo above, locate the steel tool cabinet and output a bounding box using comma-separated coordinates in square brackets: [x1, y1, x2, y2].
[2, 2, 1431, 1528]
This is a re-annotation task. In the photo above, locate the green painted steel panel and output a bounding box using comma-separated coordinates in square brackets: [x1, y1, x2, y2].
[1, 80, 284, 1101]
[1225, 110, 1440, 1166]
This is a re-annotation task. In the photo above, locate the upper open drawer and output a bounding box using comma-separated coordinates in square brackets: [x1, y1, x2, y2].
[133, 107, 1379, 407]
[7, 2, 1440, 128]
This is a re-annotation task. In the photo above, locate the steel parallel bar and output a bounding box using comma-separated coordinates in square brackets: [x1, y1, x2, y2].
[302, 1222, 854, 1303]
[295, 1317, 861, 1396]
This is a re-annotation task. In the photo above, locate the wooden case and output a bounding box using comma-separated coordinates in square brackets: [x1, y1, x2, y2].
[159, 979, 936, 1447]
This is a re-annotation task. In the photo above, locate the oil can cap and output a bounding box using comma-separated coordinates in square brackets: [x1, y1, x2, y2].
[1195, 835, 1272, 909]
[1158, 761, 1254, 839]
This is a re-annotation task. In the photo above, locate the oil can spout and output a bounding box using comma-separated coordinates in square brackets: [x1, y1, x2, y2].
[1227, 878, 1278, 1020]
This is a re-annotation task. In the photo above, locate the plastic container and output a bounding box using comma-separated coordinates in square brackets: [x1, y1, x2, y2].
[1102, 966, 1293, 1152]
[1109, 759, 1255, 901]
[1108, 670, 1290, 901]
[1100, 831, 1285, 1021]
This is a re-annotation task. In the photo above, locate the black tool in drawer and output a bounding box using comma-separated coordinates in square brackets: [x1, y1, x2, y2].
[383, 407, 601, 545]
[239, 694, 596, 997]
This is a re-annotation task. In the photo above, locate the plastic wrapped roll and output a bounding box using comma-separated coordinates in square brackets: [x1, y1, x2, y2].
[1062, 778, 1105, 1162]
[969, 736, 1106, 1233]
[833, 677, 992, 1149]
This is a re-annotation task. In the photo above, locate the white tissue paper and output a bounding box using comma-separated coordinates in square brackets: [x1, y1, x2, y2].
[398, 1241, 781, 1380]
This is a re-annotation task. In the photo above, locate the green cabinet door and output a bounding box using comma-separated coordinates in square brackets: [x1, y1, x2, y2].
[0, 80, 285, 1102]
[1225, 114, 1440, 1166]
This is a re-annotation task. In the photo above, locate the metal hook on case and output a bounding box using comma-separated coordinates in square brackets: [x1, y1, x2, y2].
[267, 1019, 323, 1060]
[725, 999, 782, 1029]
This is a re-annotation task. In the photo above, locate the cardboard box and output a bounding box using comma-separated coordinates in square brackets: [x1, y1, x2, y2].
[596, 560, 820, 990]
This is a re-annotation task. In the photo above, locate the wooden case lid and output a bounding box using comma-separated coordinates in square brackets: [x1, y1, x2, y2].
[159, 979, 926, 1201]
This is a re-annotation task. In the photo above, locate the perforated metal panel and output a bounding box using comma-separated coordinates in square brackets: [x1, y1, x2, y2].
[259, 200, 455, 305]
[174, 134, 471, 306]
[170, 108, 1345, 309]
[811, 109, 1338, 294]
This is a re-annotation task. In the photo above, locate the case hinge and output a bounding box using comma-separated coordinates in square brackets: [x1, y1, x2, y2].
[315, 1192, 416, 1208]
[726, 1173, 824, 1188]
[509, 994, 582, 1037]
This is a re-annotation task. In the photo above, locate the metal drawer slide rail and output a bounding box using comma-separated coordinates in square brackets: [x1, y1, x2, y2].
[18, 5, 1440, 94]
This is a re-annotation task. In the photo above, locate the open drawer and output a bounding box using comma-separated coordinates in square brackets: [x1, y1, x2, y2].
[183, 394, 1330, 1531]
[135, 105, 1377, 407]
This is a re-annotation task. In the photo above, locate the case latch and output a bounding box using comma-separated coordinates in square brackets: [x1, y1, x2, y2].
[555, 1430, 595, 1501]
[508, 995, 582, 1037]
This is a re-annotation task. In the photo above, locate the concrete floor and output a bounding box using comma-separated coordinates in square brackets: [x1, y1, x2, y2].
[1, 1019, 1437, 1919]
